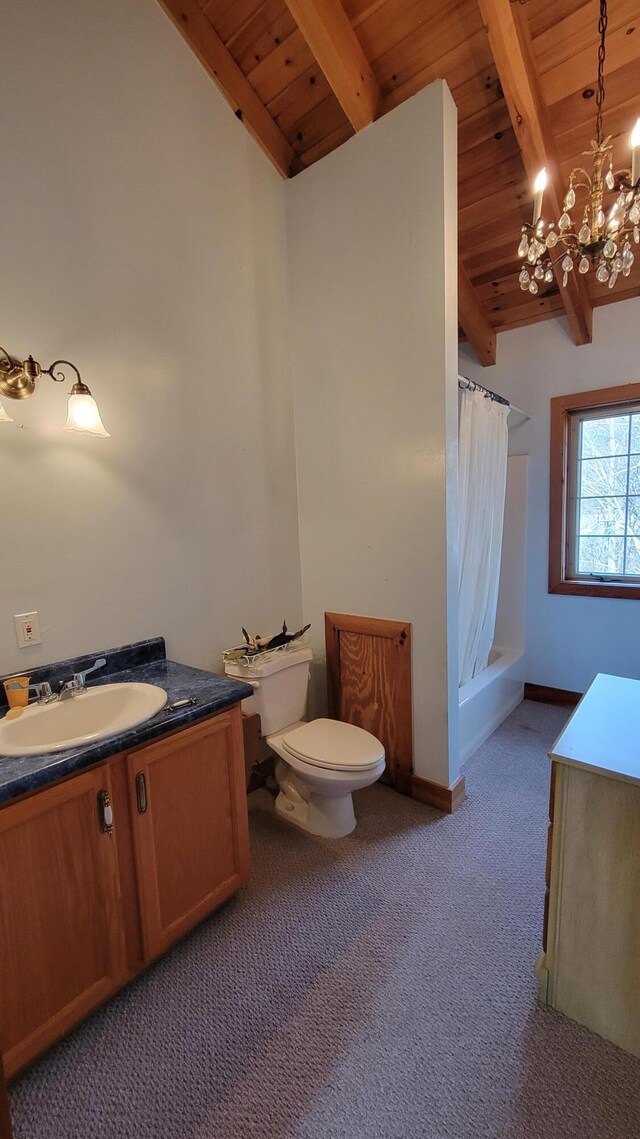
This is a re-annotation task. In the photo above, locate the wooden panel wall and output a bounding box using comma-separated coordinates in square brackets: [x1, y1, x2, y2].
[325, 612, 413, 794]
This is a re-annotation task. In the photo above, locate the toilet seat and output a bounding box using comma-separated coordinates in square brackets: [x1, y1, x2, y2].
[282, 718, 384, 772]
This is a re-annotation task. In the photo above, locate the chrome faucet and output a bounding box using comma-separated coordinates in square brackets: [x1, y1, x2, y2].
[6, 680, 56, 705]
[58, 657, 107, 701]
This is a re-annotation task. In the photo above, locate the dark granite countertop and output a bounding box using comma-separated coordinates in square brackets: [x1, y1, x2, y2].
[0, 638, 253, 806]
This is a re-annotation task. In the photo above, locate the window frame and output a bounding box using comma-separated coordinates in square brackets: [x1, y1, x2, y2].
[549, 382, 640, 600]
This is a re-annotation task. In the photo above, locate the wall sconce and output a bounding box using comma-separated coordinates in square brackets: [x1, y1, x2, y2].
[0, 348, 110, 437]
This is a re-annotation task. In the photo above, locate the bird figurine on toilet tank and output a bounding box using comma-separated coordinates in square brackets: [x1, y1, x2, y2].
[226, 620, 311, 660]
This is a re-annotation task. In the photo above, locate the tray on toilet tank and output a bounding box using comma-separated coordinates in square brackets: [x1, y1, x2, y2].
[223, 642, 312, 678]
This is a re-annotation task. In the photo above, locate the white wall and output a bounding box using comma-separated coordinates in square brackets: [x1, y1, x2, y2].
[460, 299, 640, 693]
[287, 82, 460, 787]
[0, 0, 302, 677]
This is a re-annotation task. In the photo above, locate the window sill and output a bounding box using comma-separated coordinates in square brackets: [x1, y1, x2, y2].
[549, 578, 640, 600]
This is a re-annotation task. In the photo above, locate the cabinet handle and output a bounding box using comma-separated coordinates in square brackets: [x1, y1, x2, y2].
[135, 772, 148, 814]
[97, 789, 114, 834]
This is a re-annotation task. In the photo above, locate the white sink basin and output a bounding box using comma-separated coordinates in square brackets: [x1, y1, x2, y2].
[0, 683, 167, 756]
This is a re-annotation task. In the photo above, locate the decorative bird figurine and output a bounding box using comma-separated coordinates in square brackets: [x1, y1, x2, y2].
[236, 621, 311, 655]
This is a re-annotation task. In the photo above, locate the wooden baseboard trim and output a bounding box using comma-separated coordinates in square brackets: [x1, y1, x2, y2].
[411, 773, 466, 814]
[524, 683, 581, 708]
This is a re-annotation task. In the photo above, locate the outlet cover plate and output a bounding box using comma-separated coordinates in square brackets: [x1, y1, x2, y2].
[14, 612, 42, 648]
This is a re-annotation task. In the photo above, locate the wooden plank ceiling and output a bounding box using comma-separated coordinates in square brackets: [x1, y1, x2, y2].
[159, 0, 640, 365]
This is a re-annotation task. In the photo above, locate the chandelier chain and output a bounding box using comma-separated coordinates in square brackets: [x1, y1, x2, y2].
[596, 0, 608, 143]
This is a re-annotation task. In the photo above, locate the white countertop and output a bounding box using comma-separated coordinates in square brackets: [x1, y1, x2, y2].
[550, 673, 640, 787]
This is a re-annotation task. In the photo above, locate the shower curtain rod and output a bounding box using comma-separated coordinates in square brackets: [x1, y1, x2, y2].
[458, 375, 530, 420]
[458, 374, 509, 405]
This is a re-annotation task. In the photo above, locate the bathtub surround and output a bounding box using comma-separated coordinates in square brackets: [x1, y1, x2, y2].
[287, 81, 460, 791]
[459, 648, 525, 766]
[458, 455, 528, 765]
[460, 299, 640, 693]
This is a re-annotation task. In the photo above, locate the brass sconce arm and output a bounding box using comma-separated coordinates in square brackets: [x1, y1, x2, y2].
[0, 352, 90, 400]
[0, 346, 110, 435]
[41, 360, 91, 396]
[0, 347, 37, 400]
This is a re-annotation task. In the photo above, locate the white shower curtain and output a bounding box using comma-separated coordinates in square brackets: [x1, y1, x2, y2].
[458, 388, 509, 687]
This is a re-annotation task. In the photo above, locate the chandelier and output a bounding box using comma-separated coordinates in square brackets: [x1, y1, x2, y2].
[518, 0, 640, 295]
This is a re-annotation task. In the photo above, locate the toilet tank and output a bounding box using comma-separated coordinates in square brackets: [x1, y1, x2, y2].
[224, 645, 312, 737]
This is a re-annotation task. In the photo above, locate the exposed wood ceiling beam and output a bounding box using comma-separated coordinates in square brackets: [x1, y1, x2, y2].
[284, 0, 379, 131]
[459, 263, 497, 367]
[476, 0, 593, 346]
[158, 0, 299, 178]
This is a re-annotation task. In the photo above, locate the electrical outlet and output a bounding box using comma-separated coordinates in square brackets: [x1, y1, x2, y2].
[14, 612, 42, 648]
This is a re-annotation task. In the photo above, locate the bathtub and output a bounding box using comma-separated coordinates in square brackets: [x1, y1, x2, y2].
[458, 647, 524, 765]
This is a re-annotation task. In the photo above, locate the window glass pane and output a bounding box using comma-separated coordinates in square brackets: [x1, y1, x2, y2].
[625, 539, 640, 575]
[627, 455, 640, 495]
[627, 497, 640, 537]
[580, 414, 629, 458]
[630, 414, 640, 454]
[578, 496, 626, 536]
[579, 455, 628, 497]
[577, 536, 625, 575]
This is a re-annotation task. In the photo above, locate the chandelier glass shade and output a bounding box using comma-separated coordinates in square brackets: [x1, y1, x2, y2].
[517, 0, 640, 296]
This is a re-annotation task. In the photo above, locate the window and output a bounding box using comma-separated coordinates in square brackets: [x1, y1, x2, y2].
[549, 383, 640, 599]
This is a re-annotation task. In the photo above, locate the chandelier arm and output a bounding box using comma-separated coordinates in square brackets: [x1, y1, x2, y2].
[43, 360, 83, 386]
[570, 176, 592, 193]
[545, 251, 580, 271]
[0, 347, 15, 368]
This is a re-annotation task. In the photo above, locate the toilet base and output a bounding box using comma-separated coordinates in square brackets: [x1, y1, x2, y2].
[275, 786, 356, 838]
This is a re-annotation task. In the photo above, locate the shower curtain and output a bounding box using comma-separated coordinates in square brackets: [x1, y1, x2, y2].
[458, 388, 509, 687]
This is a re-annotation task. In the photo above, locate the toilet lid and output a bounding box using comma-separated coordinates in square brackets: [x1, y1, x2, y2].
[282, 718, 385, 771]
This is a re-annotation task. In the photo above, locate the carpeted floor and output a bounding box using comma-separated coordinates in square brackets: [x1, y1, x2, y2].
[9, 699, 640, 1138]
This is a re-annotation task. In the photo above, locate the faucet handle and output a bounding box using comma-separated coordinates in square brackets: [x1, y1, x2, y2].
[72, 657, 107, 687]
[6, 681, 53, 703]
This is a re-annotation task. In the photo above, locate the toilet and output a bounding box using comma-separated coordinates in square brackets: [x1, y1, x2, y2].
[224, 645, 385, 837]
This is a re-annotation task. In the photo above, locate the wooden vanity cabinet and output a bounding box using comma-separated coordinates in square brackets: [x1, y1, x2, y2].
[128, 711, 250, 961]
[0, 767, 127, 1078]
[0, 704, 249, 1079]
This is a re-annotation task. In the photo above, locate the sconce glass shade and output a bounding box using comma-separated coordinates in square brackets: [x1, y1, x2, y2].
[0, 400, 14, 423]
[64, 392, 110, 437]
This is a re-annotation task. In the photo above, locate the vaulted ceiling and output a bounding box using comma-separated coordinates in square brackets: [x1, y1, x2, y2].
[157, 0, 640, 365]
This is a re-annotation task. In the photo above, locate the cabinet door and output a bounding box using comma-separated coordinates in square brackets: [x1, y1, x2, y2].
[128, 709, 250, 961]
[0, 768, 127, 1078]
